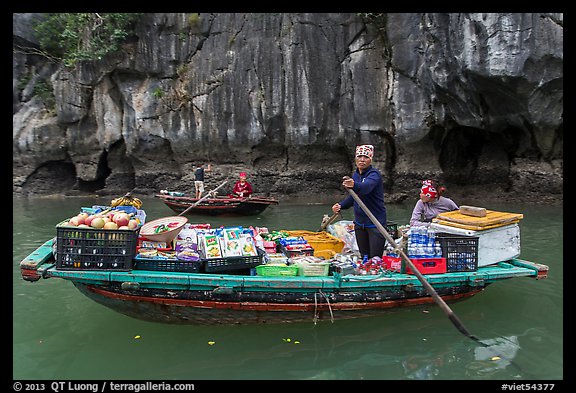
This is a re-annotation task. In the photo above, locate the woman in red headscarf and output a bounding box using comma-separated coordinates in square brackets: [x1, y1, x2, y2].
[410, 180, 458, 227]
[231, 172, 253, 198]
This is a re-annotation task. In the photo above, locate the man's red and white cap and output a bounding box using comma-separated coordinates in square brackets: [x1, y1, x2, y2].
[355, 144, 374, 159]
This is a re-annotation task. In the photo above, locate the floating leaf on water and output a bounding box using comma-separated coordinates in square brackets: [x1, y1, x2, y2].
[283, 338, 291, 342]
[294, 341, 300, 344]
[490, 356, 501, 361]
[134, 335, 141, 339]
[208, 341, 215, 345]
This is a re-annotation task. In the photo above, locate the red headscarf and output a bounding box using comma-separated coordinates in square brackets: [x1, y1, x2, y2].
[421, 180, 438, 199]
[239, 172, 247, 178]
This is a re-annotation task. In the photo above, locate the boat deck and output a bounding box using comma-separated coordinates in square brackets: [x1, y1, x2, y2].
[21, 238, 548, 291]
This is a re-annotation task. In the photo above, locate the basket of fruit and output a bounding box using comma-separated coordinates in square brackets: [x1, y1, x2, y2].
[139, 216, 188, 243]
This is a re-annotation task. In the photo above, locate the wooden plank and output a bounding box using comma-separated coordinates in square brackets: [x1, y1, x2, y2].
[20, 238, 55, 269]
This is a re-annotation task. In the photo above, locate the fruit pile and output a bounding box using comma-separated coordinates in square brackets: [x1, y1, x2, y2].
[60, 209, 140, 230]
[111, 192, 142, 209]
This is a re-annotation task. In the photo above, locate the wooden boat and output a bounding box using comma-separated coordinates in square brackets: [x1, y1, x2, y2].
[20, 238, 548, 325]
[156, 194, 279, 216]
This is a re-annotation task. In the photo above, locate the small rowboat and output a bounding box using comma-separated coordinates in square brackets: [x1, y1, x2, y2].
[20, 237, 548, 325]
[156, 194, 279, 216]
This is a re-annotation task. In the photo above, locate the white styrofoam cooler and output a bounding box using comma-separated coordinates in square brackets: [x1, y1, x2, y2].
[429, 222, 521, 267]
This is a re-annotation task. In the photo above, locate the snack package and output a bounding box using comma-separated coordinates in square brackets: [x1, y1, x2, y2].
[239, 233, 258, 256]
[202, 234, 223, 259]
[176, 242, 200, 262]
[223, 228, 243, 257]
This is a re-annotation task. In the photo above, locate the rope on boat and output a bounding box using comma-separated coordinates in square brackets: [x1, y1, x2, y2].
[312, 290, 335, 324]
[319, 290, 334, 323]
[313, 293, 319, 324]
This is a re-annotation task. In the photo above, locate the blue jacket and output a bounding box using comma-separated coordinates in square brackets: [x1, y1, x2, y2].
[339, 166, 387, 228]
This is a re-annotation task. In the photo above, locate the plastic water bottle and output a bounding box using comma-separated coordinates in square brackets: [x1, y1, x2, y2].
[434, 241, 443, 258]
[416, 243, 426, 259]
[420, 226, 429, 247]
[427, 228, 436, 247]
[414, 226, 422, 245]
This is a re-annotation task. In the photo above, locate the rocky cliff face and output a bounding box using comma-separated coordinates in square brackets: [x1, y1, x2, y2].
[13, 13, 563, 205]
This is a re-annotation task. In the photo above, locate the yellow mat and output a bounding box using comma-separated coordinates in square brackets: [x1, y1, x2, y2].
[432, 218, 521, 231]
[432, 210, 523, 231]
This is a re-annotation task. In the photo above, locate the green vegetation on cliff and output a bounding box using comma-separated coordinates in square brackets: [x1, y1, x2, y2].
[34, 13, 142, 67]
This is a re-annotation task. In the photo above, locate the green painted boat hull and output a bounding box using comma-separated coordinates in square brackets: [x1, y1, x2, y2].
[20, 238, 548, 325]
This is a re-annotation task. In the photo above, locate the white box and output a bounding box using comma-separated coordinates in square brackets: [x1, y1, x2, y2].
[429, 222, 521, 267]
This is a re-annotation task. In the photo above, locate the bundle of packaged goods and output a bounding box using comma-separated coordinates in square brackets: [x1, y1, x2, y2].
[331, 255, 395, 276]
[134, 222, 208, 272]
[197, 226, 263, 273]
[277, 236, 315, 257]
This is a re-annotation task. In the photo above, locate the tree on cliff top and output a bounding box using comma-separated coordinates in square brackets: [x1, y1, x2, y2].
[33, 13, 142, 67]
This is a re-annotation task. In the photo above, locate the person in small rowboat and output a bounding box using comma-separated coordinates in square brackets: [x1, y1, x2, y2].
[332, 144, 387, 259]
[230, 172, 253, 198]
[409, 179, 458, 227]
[194, 162, 211, 199]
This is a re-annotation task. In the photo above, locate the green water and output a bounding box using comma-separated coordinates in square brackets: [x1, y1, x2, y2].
[13, 196, 563, 381]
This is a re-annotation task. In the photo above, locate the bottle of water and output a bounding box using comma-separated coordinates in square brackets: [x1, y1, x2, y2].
[407, 242, 416, 258]
[434, 241, 443, 258]
[420, 226, 429, 247]
[425, 243, 434, 258]
[416, 243, 426, 259]
[427, 227, 436, 247]
[409, 228, 419, 258]
[415, 226, 423, 245]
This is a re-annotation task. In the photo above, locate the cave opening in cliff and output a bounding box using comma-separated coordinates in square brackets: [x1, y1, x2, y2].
[76, 151, 112, 193]
[438, 126, 486, 184]
[22, 161, 77, 195]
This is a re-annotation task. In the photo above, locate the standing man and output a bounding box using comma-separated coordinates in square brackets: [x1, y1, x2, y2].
[331, 145, 387, 259]
[194, 162, 211, 199]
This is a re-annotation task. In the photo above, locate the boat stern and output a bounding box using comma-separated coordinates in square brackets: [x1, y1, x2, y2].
[19, 238, 56, 282]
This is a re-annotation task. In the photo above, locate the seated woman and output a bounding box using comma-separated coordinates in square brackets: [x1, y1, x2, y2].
[410, 179, 458, 227]
[230, 172, 253, 198]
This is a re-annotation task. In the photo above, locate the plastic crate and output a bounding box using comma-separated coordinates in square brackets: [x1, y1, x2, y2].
[437, 233, 479, 272]
[405, 257, 447, 275]
[202, 248, 265, 273]
[285, 230, 344, 257]
[133, 256, 202, 273]
[295, 262, 330, 276]
[255, 264, 299, 277]
[55, 221, 139, 270]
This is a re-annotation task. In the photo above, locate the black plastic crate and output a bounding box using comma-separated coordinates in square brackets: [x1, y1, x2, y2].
[437, 233, 479, 272]
[202, 248, 265, 273]
[133, 256, 202, 273]
[55, 222, 139, 270]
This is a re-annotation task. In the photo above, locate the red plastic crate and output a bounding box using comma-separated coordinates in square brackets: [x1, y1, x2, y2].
[382, 255, 403, 272]
[405, 257, 447, 275]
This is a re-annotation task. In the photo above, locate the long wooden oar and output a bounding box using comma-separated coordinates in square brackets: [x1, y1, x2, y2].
[178, 180, 228, 216]
[343, 184, 479, 341]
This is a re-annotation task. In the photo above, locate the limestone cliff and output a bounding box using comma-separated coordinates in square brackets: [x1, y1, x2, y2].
[13, 13, 563, 204]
